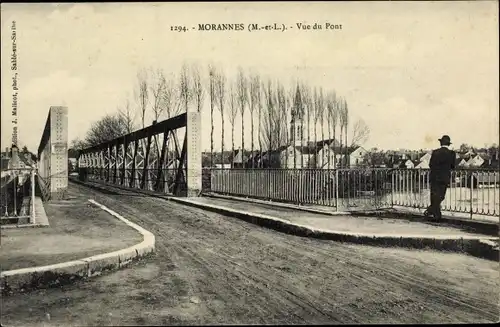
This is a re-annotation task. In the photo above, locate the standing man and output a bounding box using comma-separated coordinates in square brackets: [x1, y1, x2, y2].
[424, 135, 456, 221]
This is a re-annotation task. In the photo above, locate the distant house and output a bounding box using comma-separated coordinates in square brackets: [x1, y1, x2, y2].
[456, 158, 467, 167]
[346, 146, 368, 167]
[230, 149, 248, 168]
[419, 152, 432, 163]
[415, 160, 429, 169]
[467, 154, 485, 168]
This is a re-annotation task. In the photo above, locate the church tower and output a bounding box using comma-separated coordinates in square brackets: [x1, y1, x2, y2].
[290, 84, 305, 147]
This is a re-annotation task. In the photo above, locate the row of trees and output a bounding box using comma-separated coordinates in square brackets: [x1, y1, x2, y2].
[72, 63, 370, 169]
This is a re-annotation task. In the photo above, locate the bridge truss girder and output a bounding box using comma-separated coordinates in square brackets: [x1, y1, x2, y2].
[78, 112, 201, 197]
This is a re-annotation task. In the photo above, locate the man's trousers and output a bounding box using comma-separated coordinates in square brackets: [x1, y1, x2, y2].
[427, 182, 448, 219]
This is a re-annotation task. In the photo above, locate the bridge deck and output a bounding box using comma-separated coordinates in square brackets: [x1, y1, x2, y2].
[2, 181, 498, 325]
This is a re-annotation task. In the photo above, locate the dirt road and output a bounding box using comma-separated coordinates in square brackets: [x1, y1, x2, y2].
[1, 182, 498, 325]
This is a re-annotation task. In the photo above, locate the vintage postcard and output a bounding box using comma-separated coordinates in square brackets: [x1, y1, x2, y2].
[1, 1, 498, 325]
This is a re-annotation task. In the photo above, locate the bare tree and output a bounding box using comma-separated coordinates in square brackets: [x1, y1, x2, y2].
[248, 73, 261, 167]
[261, 79, 288, 162]
[300, 83, 313, 167]
[326, 91, 338, 169]
[236, 67, 248, 156]
[287, 83, 298, 168]
[315, 87, 325, 168]
[215, 67, 227, 166]
[179, 63, 192, 113]
[228, 81, 238, 165]
[262, 80, 274, 152]
[208, 65, 217, 167]
[134, 68, 150, 160]
[134, 68, 149, 129]
[118, 99, 136, 134]
[338, 97, 349, 168]
[192, 64, 205, 113]
[342, 98, 349, 167]
[350, 118, 370, 147]
[149, 68, 167, 122]
[163, 73, 179, 118]
[276, 81, 288, 165]
[257, 79, 263, 167]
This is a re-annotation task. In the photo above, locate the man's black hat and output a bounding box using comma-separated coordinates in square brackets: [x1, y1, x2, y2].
[438, 135, 452, 145]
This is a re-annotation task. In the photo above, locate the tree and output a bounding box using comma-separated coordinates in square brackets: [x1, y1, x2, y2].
[363, 149, 386, 168]
[459, 143, 471, 153]
[276, 81, 288, 165]
[236, 67, 248, 153]
[248, 73, 261, 167]
[84, 114, 129, 147]
[350, 118, 370, 147]
[342, 98, 349, 167]
[179, 63, 192, 113]
[208, 64, 217, 167]
[326, 91, 338, 169]
[192, 64, 205, 113]
[149, 68, 168, 122]
[118, 99, 136, 134]
[69, 138, 88, 158]
[228, 80, 238, 163]
[315, 87, 326, 167]
[214, 67, 227, 161]
[134, 68, 149, 129]
[338, 97, 348, 168]
[261, 79, 276, 151]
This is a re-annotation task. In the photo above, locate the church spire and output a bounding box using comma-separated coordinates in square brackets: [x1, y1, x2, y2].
[291, 83, 304, 122]
[290, 83, 305, 146]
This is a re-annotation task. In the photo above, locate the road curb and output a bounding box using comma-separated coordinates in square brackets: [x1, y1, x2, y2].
[203, 193, 498, 236]
[169, 197, 499, 262]
[0, 200, 155, 295]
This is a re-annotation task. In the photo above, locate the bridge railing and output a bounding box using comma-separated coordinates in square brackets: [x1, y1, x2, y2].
[1, 168, 36, 224]
[204, 167, 499, 219]
[206, 168, 393, 210]
[391, 168, 499, 218]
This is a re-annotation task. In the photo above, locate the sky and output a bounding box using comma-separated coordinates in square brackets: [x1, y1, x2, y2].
[1, 1, 498, 154]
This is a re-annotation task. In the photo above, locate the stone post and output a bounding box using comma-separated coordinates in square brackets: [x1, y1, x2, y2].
[186, 111, 201, 197]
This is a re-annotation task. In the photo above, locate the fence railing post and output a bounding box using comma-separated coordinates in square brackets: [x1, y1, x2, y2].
[13, 173, 18, 217]
[391, 170, 395, 207]
[469, 172, 473, 219]
[335, 169, 339, 211]
[31, 169, 36, 224]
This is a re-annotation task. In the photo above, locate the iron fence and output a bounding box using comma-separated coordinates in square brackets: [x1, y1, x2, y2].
[1, 168, 36, 223]
[204, 167, 500, 218]
[207, 168, 393, 210]
[392, 168, 499, 218]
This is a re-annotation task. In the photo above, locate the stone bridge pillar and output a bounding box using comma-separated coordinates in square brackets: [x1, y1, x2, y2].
[37, 106, 68, 200]
[186, 111, 201, 197]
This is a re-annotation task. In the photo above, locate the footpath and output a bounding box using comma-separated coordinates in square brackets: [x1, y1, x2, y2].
[169, 193, 499, 261]
[0, 184, 155, 294]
